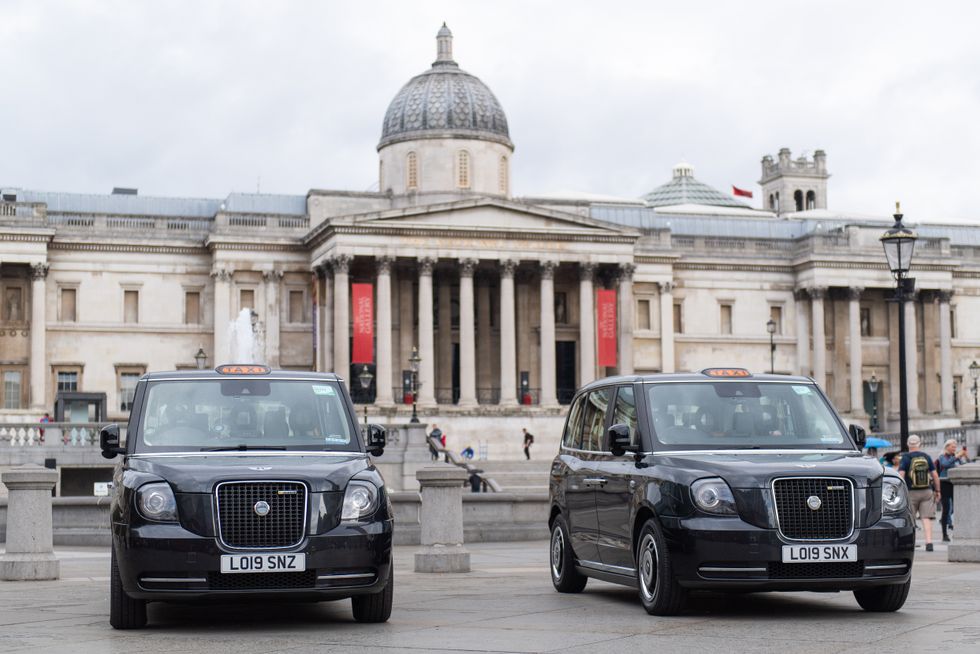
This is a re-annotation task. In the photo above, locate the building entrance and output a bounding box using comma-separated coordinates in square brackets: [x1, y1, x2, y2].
[556, 341, 576, 404]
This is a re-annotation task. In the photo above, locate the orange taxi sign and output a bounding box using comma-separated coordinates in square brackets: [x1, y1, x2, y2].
[702, 368, 751, 378]
[215, 364, 271, 375]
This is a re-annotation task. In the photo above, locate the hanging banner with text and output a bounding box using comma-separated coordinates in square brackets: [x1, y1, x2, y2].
[351, 283, 374, 364]
[596, 289, 617, 367]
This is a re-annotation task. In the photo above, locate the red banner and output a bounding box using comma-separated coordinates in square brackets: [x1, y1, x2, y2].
[351, 283, 374, 364]
[596, 289, 617, 367]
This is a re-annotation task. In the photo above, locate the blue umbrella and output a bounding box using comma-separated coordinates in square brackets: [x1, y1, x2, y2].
[864, 437, 893, 449]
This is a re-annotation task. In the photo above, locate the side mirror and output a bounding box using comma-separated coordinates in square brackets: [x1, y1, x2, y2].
[608, 423, 632, 457]
[367, 424, 386, 457]
[849, 424, 867, 450]
[100, 424, 125, 459]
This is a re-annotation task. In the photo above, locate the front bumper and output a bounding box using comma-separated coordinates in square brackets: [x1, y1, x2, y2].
[660, 513, 915, 592]
[113, 519, 393, 602]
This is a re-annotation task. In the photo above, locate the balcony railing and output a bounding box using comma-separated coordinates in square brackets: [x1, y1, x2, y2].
[0, 422, 115, 447]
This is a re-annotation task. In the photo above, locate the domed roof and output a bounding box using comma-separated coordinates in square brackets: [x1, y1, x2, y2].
[643, 162, 750, 208]
[379, 25, 512, 150]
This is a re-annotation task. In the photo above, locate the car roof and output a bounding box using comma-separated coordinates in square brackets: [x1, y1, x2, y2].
[577, 372, 816, 394]
[141, 369, 344, 382]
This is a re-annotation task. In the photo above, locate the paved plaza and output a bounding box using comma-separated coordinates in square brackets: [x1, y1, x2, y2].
[2, 533, 980, 654]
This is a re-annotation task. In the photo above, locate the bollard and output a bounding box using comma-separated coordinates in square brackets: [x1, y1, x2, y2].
[414, 466, 470, 573]
[948, 462, 980, 562]
[1, 464, 60, 580]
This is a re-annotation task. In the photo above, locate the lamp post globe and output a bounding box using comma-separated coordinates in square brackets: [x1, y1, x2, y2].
[194, 347, 208, 370]
[409, 346, 421, 423]
[880, 203, 917, 451]
[766, 318, 776, 374]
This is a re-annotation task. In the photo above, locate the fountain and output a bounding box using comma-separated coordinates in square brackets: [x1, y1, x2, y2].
[228, 308, 265, 364]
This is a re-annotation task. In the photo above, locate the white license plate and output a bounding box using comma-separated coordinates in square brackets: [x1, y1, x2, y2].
[781, 544, 856, 563]
[220, 553, 306, 574]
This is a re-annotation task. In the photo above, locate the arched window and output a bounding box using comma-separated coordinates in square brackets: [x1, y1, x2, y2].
[769, 194, 775, 210]
[775, 192, 780, 213]
[498, 155, 509, 195]
[406, 151, 419, 190]
[806, 190, 816, 210]
[794, 190, 803, 212]
[456, 150, 471, 189]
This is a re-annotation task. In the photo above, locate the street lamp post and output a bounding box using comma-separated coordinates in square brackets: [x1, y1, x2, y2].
[766, 318, 776, 374]
[409, 346, 421, 424]
[868, 373, 879, 432]
[970, 360, 980, 424]
[194, 346, 208, 370]
[357, 364, 374, 431]
[880, 202, 917, 452]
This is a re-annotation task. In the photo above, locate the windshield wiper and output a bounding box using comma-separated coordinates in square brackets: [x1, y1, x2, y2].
[200, 445, 288, 452]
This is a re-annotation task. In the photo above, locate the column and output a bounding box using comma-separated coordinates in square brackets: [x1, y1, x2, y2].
[810, 287, 827, 389]
[319, 265, 333, 372]
[212, 268, 231, 365]
[618, 263, 635, 376]
[458, 259, 477, 407]
[437, 275, 452, 402]
[263, 269, 282, 367]
[29, 263, 48, 409]
[659, 281, 675, 374]
[476, 275, 492, 402]
[905, 293, 920, 414]
[375, 257, 394, 406]
[579, 263, 596, 386]
[794, 289, 810, 376]
[938, 290, 954, 414]
[417, 257, 437, 406]
[499, 259, 518, 404]
[398, 275, 414, 400]
[539, 261, 558, 407]
[848, 287, 863, 415]
[332, 254, 351, 386]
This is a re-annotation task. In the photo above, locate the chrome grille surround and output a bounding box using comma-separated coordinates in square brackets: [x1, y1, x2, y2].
[214, 480, 308, 550]
[771, 476, 855, 542]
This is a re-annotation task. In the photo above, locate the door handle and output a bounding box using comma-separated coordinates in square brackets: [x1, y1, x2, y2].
[583, 478, 607, 487]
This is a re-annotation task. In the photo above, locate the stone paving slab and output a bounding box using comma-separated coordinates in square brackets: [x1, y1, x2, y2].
[1, 536, 979, 653]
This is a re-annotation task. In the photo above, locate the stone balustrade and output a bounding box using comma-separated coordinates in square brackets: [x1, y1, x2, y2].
[0, 422, 111, 448]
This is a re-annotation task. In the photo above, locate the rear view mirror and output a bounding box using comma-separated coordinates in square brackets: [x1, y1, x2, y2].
[367, 424, 386, 457]
[608, 423, 632, 456]
[100, 424, 125, 459]
[849, 424, 867, 450]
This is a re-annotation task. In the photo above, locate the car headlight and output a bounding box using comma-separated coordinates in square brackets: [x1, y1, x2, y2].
[882, 477, 908, 514]
[136, 482, 178, 522]
[341, 481, 379, 521]
[691, 477, 737, 515]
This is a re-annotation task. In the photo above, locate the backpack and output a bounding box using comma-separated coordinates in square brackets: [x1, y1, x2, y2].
[907, 455, 931, 490]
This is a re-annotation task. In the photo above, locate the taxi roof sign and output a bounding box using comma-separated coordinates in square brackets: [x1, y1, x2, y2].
[701, 368, 752, 378]
[216, 364, 271, 375]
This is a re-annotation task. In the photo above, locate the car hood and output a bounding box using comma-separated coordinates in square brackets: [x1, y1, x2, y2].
[653, 450, 884, 488]
[126, 452, 369, 493]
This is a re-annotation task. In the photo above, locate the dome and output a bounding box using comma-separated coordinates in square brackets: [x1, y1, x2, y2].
[379, 25, 512, 150]
[643, 163, 750, 209]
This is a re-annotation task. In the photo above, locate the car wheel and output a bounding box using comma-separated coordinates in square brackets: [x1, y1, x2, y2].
[550, 514, 587, 593]
[351, 565, 393, 623]
[854, 580, 911, 612]
[636, 518, 686, 615]
[109, 546, 147, 629]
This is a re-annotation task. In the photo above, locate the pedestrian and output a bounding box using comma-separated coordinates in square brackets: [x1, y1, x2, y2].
[936, 439, 970, 542]
[428, 424, 443, 461]
[461, 445, 475, 459]
[38, 412, 51, 444]
[899, 434, 941, 552]
[522, 428, 534, 460]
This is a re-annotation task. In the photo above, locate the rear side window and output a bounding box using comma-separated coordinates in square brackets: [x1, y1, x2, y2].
[562, 395, 585, 449]
[579, 388, 611, 452]
[612, 385, 638, 447]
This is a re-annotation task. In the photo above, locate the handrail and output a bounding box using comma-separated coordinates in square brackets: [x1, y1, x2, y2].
[428, 436, 502, 492]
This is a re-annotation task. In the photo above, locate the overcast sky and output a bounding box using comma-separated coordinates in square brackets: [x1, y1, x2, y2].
[3, 1, 979, 222]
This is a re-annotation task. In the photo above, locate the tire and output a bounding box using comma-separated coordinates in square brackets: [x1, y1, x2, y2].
[351, 565, 393, 623]
[854, 580, 911, 612]
[635, 518, 687, 616]
[550, 514, 587, 593]
[110, 546, 147, 630]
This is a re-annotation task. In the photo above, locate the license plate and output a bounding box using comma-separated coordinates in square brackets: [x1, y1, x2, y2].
[781, 544, 856, 563]
[220, 553, 306, 574]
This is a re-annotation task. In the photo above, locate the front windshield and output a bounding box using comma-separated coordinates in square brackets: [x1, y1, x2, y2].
[645, 381, 850, 450]
[135, 379, 357, 452]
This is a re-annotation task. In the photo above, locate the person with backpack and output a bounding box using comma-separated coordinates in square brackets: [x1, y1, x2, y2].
[522, 428, 534, 460]
[899, 434, 942, 551]
[935, 438, 970, 542]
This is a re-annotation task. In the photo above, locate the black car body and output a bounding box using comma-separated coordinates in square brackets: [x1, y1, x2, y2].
[548, 370, 915, 615]
[102, 367, 393, 628]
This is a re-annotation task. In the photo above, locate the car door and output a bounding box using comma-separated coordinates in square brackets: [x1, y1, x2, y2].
[596, 384, 642, 571]
[561, 388, 610, 565]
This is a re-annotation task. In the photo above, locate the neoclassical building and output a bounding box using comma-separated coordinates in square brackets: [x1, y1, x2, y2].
[2, 25, 978, 452]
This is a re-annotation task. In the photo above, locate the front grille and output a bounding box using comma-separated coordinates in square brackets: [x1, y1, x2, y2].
[772, 477, 853, 540]
[215, 481, 308, 549]
[768, 561, 864, 579]
[208, 570, 316, 590]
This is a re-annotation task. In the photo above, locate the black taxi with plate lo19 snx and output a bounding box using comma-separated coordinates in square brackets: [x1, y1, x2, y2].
[548, 369, 915, 615]
[101, 366, 393, 629]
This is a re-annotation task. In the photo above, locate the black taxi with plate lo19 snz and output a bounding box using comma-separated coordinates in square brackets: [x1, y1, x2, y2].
[548, 368, 915, 615]
[101, 366, 393, 629]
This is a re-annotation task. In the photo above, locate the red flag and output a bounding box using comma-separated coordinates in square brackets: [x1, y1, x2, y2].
[732, 185, 753, 198]
[351, 283, 374, 364]
[596, 289, 617, 367]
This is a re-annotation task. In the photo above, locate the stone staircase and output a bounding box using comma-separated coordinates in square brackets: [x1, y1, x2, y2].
[472, 460, 551, 494]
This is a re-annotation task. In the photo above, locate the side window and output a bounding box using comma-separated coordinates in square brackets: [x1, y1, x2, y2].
[561, 395, 585, 448]
[579, 388, 611, 451]
[612, 385, 638, 446]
